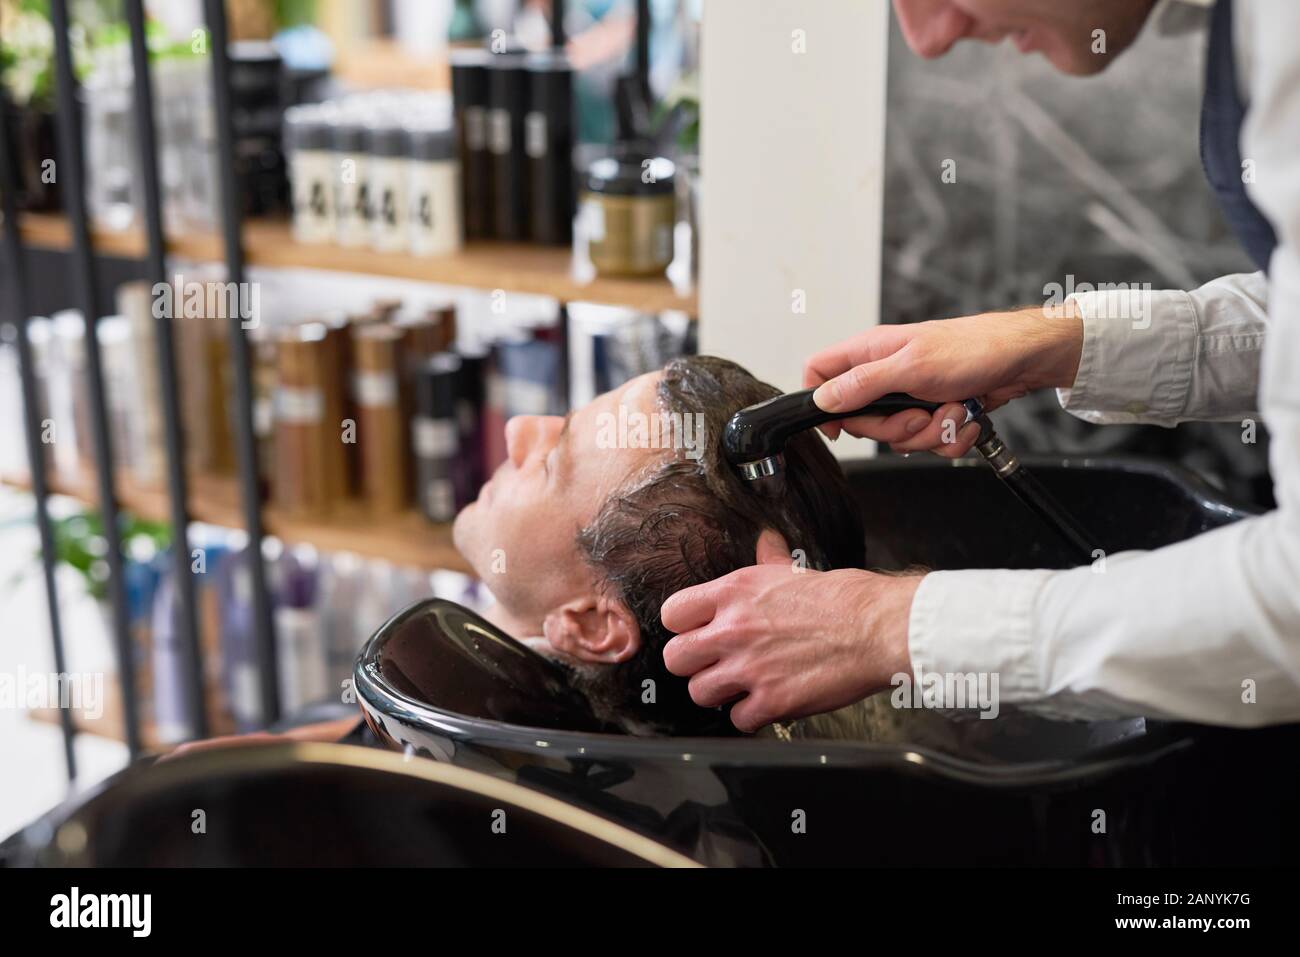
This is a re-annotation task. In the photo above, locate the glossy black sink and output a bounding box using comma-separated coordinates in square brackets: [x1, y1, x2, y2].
[4, 743, 697, 867]
[354, 458, 1297, 866]
[844, 454, 1255, 570]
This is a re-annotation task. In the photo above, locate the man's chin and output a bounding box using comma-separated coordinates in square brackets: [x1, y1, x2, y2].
[1052, 51, 1112, 76]
[450, 505, 477, 567]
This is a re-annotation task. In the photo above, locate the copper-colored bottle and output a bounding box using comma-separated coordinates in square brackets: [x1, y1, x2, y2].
[397, 303, 457, 370]
[249, 322, 278, 496]
[351, 323, 408, 514]
[171, 283, 237, 477]
[273, 322, 338, 516]
[318, 314, 354, 500]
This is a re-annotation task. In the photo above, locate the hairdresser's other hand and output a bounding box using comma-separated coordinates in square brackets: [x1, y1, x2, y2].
[660, 532, 919, 733]
[803, 304, 1084, 457]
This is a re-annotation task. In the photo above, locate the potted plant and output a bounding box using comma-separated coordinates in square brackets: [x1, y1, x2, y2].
[6, 506, 172, 680]
[1, 0, 61, 210]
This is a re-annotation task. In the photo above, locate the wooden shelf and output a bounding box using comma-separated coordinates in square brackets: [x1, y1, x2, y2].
[0, 468, 472, 574]
[28, 663, 249, 750]
[18, 212, 698, 317]
[335, 39, 452, 91]
[28, 681, 165, 751]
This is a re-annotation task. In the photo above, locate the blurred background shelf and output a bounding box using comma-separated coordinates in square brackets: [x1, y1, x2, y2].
[0, 469, 471, 574]
[28, 684, 163, 750]
[17, 212, 698, 317]
[333, 38, 451, 90]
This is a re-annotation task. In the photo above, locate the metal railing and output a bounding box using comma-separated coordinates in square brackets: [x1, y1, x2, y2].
[1, 0, 654, 782]
[0, 0, 280, 774]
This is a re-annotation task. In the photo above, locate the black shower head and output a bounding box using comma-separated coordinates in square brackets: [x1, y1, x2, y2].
[722, 387, 1100, 564]
[722, 388, 961, 497]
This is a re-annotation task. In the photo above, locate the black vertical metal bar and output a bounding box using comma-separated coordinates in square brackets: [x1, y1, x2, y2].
[125, 0, 207, 739]
[635, 0, 651, 99]
[49, 0, 143, 758]
[551, 0, 567, 48]
[0, 41, 77, 783]
[203, 0, 280, 725]
[556, 302, 570, 412]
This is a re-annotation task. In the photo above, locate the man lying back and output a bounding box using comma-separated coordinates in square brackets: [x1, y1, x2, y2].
[454, 354, 866, 734]
[463, 355, 1018, 752]
[173, 355, 868, 755]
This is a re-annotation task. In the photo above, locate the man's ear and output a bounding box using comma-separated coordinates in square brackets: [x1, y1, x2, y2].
[755, 528, 792, 566]
[542, 594, 641, 664]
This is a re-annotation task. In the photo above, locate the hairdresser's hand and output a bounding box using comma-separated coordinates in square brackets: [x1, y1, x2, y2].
[661, 532, 920, 733]
[804, 305, 1084, 457]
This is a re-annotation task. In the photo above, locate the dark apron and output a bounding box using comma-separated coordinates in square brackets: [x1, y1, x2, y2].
[1201, 0, 1278, 272]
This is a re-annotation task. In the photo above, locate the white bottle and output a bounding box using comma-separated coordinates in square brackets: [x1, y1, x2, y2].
[367, 117, 411, 253]
[407, 118, 464, 257]
[285, 105, 336, 244]
[332, 111, 372, 248]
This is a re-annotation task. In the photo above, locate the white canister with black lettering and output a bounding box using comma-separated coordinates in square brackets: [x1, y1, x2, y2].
[367, 117, 411, 253]
[285, 105, 335, 244]
[332, 111, 372, 248]
[407, 119, 463, 257]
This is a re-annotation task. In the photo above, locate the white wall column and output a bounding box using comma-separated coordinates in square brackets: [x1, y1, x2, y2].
[699, 0, 890, 455]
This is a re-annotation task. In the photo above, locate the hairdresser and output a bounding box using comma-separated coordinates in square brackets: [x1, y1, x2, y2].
[661, 0, 1300, 734]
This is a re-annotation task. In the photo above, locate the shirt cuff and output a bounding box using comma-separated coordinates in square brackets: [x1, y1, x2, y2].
[908, 568, 1055, 703]
[1055, 288, 1198, 425]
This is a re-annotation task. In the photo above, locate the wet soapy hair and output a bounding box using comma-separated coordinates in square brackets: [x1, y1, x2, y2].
[575, 355, 867, 735]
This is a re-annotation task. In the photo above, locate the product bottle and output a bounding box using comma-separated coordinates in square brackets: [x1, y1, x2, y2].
[486, 50, 530, 240]
[412, 353, 465, 523]
[273, 323, 335, 516]
[351, 323, 408, 514]
[331, 108, 372, 248]
[524, 50, 575, 244]
[274, 546, 329, 715]
[450, 48, 493, 239]
[217, 541, 263, 733]
[408, 118, 463, 257]
[284, 104, 336, 244]
[317, 552, 366, 690]
[366, 114, 411, 253]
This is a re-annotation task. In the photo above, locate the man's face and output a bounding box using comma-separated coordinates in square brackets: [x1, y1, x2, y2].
[892, 0, 1157, 75]
[453, 371, 666, 628]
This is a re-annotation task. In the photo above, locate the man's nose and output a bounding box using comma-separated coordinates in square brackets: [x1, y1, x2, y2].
[505, 415, 563, 468]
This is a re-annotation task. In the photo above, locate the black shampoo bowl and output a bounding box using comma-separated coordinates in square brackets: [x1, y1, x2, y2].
[355, 457, 1299, 867]
[4, 743, 696, 867]
[844, 454, 1254, 569]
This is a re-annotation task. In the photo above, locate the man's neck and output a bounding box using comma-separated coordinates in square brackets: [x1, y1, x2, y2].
[480, 602, 542, 642]
[480, 602, 595, 670]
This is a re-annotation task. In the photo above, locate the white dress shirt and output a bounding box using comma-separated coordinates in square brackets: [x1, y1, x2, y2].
[908, 0, 1300, 727]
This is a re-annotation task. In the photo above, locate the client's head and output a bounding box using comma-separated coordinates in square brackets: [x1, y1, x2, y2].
[452, 355, 865, 733]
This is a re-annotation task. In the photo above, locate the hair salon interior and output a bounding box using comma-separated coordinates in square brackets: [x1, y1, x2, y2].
[0, 0, 1297, 891]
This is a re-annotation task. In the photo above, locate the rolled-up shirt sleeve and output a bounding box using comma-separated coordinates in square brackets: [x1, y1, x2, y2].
[907, 0, 1300, 728]
[1057, 272, 1268, 426]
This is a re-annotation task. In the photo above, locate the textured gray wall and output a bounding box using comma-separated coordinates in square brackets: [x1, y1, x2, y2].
[880, 12, 1271, 505]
